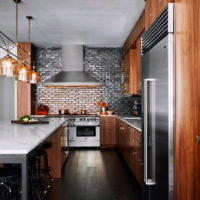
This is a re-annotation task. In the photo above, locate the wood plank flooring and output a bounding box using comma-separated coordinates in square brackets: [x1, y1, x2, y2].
[47, 149, 141, 200]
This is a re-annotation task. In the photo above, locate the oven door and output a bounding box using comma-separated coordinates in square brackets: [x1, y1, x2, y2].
[75, 125, 100, 141]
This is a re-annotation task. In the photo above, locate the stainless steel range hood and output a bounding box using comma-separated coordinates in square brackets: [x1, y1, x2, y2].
[43, 45, 101, 87]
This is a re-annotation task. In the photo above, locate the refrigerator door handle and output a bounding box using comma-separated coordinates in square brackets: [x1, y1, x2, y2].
[144, 78, 156, 185]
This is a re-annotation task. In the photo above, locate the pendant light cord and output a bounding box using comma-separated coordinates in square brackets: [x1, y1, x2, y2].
[16, 2, 18, 44]
[26, 16, 33, 43]
[28, 18, 30, 42]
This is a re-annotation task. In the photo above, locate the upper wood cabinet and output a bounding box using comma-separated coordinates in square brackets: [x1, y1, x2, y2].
[121, 10, 144, 96]
[116, 119, 142, 186]
[122, 44, 142, 96]
[145, 0, 174, 30]
[122, 49, 137, 95]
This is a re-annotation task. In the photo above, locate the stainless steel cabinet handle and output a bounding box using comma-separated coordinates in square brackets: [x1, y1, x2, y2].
[144, 78, 156, 185]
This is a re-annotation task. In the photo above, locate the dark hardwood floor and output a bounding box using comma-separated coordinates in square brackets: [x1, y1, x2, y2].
[47, 149, 141, 200]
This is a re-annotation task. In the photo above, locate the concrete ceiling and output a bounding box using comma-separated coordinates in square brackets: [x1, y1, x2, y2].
[0, 0, 145, 47]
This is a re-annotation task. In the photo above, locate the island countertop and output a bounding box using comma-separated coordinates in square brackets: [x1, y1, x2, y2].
[0, 117, 67, 155]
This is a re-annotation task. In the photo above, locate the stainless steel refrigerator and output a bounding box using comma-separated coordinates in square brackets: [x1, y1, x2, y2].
[141, 4, 175, 200]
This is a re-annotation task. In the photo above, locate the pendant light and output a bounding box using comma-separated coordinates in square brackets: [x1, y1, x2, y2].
[18, 64, 31, 81]
[26, 16, 40, 84]
[0, 53, 18, 77]
[30, 62, 40, 84]
[17, 13, 32, 82]
[0, 0, 19, 78]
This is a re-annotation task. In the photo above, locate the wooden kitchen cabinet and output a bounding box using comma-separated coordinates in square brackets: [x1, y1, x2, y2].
[117, 119, 142, 186]
[100, 116, 116, 148]
[122, 45, 141, 95]
[129, 126, 142, 185]
[122, 49, 138, 95]
[45, 126, 66, 178]
[145, 0, 174, 30]
[136, 38, 142, 94]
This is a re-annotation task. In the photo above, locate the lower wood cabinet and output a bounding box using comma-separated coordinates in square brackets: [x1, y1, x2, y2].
[100, 116, 116, 147]
[101, 117, 142, 185]
[45, 126, 66, 178]
[117, 119, 142, 186]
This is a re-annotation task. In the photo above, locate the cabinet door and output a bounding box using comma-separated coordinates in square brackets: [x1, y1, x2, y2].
[100, 116, 116, 146]
[122, 49, 137, 95]
[136, 38, 142, 94]
[101, 129, 113, 145]
[123, 52, 130, 95]
[130, 146, 137, 176]
[119, 122, 126, 156]
[116, 119, 121, 145]
[136, 147, 142, 186]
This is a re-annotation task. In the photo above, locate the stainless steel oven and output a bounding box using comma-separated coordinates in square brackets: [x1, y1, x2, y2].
[68, 117, 100, 147]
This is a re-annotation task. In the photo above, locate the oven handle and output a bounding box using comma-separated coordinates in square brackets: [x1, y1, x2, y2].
[74, 124, 100, 127]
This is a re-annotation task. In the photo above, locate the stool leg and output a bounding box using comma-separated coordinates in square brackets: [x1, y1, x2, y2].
[36, 157, 47, 195]
[43, 150, 53, 181]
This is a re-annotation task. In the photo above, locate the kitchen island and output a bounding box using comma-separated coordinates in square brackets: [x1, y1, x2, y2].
[0, 117, 67, 200]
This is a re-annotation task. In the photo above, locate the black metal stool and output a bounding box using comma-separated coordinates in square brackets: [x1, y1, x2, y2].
[28, 156, 45, 200]
[39, 142, 53, 181]
[29, 142, 53, 200]
[0, 167, 21, 200]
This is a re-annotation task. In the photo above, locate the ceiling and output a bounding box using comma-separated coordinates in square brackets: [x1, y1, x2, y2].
[0, 0, 145, 47]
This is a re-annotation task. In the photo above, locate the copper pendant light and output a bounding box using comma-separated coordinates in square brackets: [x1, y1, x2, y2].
[0, 53, 18, 77]
[0, 0, 20, 78]
[18, 64, 31, 81]
[26, 16, 41, 84]
[17, 15, 32, 82]
[30, 65, 40, 84]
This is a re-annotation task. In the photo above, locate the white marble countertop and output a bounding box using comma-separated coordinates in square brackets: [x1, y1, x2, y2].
[0, 118, 67, 155]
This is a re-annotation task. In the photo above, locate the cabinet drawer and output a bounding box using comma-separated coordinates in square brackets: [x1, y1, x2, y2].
[100, 117, 114, 123]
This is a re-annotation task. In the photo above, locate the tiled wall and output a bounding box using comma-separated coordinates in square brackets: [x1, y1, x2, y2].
[35, 47, 139, 114]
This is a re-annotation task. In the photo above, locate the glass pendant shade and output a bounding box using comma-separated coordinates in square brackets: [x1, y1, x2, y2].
[18, 65, 31, 82]
[30, 70, 40, 84]
[0, 55, 18, 77]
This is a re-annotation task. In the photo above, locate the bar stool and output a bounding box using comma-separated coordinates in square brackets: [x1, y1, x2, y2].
[28, 142, 53, 200]
[0, 167, 21, 200]
[28, 156, 45, 200]
[39, 142, 53, 182]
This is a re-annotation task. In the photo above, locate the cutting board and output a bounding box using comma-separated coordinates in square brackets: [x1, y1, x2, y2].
[11, 120, 49, 125]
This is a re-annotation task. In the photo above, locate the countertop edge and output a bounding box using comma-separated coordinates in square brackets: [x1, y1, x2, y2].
[0, 119, 67, 155]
